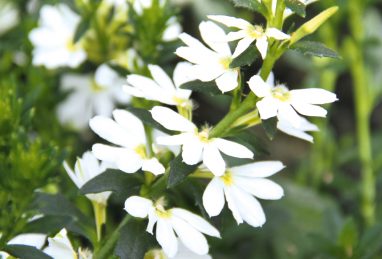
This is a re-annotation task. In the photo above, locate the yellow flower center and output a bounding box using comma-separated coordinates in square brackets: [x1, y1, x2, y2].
[272, 85, 290, 101]
[154, 198, 172, 219]
[247, 25, 264, 39]
[198, 127, 211, 143]
[66, 39, 78, 52]
[90, 79, 105, 93]
[221, 171, 234, 186]
[134, 144, 147, 158]
[219, 56, 232, 70]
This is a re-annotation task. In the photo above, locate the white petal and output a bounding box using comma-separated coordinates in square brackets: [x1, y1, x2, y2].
[193, 64, 225, 82]
[156, 133, 190, 146]
[292, 103, 328, 117]
[203, 143, 225, 176]
[277, 119, 317, 142]
[112, 109, 146, 143]
[63, 161, 82, 189]
[116, 153, 143, 173]
[170, 217, 209, 255]
[226, 30, 247, 41]
[173, 62, 197, 88]
[151, 106, 196, 132]
[257, 97, 280, 120]
[148, 64, 175, 91]
[234, 177, 284, 200]
[265, 72, 275, 86]
[230, 161, 285, 178]
[232, 37, 255, 58]
[207, 15, 252, 30]
[171, 208, 220, 238]
[265, 28, 290, 40]
[124, 196, 152, 218]
[199, 21, 231, 56]
[92, 144, 126, 163]
[214, 138, 254, 159]
[255, 36, 268, 59]
[223, 186, 243, 224]
[175, 46, 218, 66]
[142, 158, 165, 175]
[202, 178, 225, 217]
[215, 70, 239, 93]
[8, 234, 46, 249]
[277, 103, 303, 127]
[156, 219, 178, 257]
[290, 88, 338, 104]
[248, 75, 272, 98]
[182, 138, 203, 165]
[175, 241, 213, 259]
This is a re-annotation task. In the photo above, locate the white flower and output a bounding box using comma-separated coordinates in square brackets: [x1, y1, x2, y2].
[29, 4, 86, 69]
[0, 233, 46, 258]
[0, 1, 19, 36]
[124, 196, 220, 258]
[89, 109, 165, 175]
[63, 151, 111, 205]
[151, 106, 254, 176]
[123, 62, 195, 107]
[202, 161, 284, 228]
[44, 229, 92, 259]
[146, 241, 212, 259]
[133, 0, 164, 15]
[208, 15, 290, 59]
[277, 116, 319, 142]
[248, 74, 338, 127]
[175, 21, 240, 93]
[57, 64, 129, 130]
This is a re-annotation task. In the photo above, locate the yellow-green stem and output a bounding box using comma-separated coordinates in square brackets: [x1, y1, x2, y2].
[92, 201, 107, 242]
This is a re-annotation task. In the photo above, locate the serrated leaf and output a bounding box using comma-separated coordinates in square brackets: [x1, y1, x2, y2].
[262, 117, 278, 140]
[230, 0, 266, 14]
[285, 0, 306, 17]
[126, 107, 173, 134]
[290, 41, 341, 59]
[73, 17, 91, 43]
[230, 46, 259, 68]
[180, 80, 221, 96]
[114, 220, 156, 259]
[3, 245, 52, 259]
[80, 170, 142, 202]
[167, 154, 199, 188]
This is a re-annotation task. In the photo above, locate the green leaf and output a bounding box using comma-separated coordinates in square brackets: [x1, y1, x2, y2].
[114, 220, 156, 259]
[3, 245, 52, 259]
[262, 117, 278, 140]
[228, 130, 269, 159]
[126, 107, 173, 134]
[230, 46, 259, 68]
[180, 80, 221, 96]
[80, 170, 142, 202]
[338, 218, 358, 251]
[355, 224, 382, 259]
[230, 0, 266, 14]
[290, 41, 341, 59]
[73, 17, 91, 43]
[24, 215, 73, 234]
[167, 154, 199, 188]
[285, 0, 306, 17]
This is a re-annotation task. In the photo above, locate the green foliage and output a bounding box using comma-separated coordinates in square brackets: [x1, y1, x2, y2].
[230, 46, 260, 68]
[2, 245, 52, 259]
[290, 41, 341, 59]
[180, 80, 222, 96]
[285, 0, 306, 17]
[167, 155, 199, 188]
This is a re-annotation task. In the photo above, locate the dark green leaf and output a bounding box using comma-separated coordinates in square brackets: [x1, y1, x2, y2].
[126, 107, 173, 134]
[262, 117, 278, 140]
[3, 245, 52, 259]
[355, 224, 382, 259]
[230, 0, 266, 14]
[285, 0, 306, 17]
[290, 41, 341, 59]
[73, 17, 91, 43]
[180, 80, 221, 96]
[24, 215, 73, 234]
[228, 130, 269, 159]
[114, 220, 156, 259]
[167, 154, 199, 188]
[80, 170, 142, 202]
[230, 46, 259, 68]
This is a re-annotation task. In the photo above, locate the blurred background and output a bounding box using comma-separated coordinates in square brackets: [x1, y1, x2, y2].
[1, 0, 382, 258]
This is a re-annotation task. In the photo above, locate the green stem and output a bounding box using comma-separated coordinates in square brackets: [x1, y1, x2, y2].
[230, 71, 243, 111]
[93, 215, 131, 259]
[92, 201, 107, 242]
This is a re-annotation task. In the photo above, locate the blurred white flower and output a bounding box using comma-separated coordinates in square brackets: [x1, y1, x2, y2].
[29, 4, 86, 69]
[0, 0, 19, 36]
[176, 21, 239, 93]
[151, 106, 253, 176]
[63, 151, 111, 205]
[248, 74, 337, 128]
[0, 233, 46, 258]
[44, 229, 92, 259]
[124, 196, 220, 258]
[203, 161, 284, 228]
[133, 0, 164, 15]
[57, 64, 129, 130]
[90, 109, 165, 175]
[208, 15, 290, 59]
[123, 62, 195, 107]
[146, 241, 213, 259]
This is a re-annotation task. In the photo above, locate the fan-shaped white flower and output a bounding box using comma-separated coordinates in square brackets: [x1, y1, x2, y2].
[208, 15, 290, 59]
[0, 0, 19, 36]
[175, 21, 239, 93]
[151, 106, 254, 176]
[123, 62, 195, 108]
[90, 109, 165, 175]
[44, 229, 92, 259]
[57, 64, 129, 130]
[63, 151, 111, 205]
[203, 161, 284, 228]
[29, 4, 86, 69]
[124, 196, 220, 258]
[248, 74, 338, 128]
